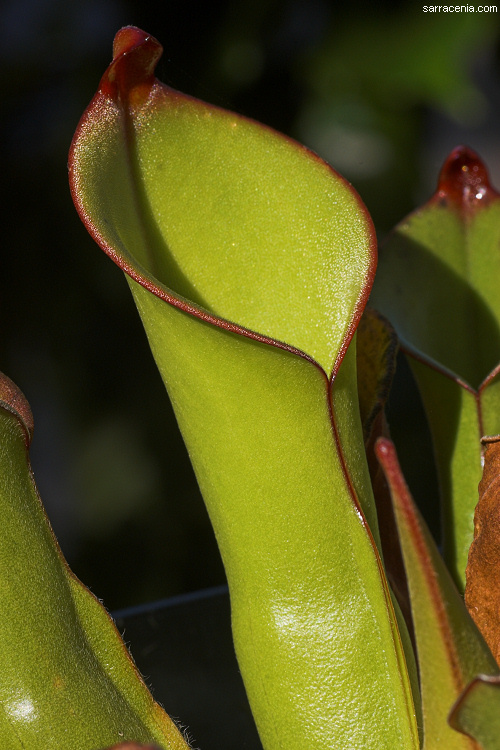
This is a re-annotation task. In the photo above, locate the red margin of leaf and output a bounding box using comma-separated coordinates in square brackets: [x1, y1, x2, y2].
[68, 26, 377, 385]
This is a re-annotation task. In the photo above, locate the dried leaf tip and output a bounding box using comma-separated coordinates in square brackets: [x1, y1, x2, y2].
[0, 372, 34, 446]
[436, 145, 498, 211]
[100, 26, 163, 105]
[465, 434, 500, 666]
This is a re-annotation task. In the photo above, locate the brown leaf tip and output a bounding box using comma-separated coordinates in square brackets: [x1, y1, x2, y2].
[436, 145, 498, 212]
[465, 434, 500, 666]
[100, 26, 163, 105]
[481, 434, 500, 446]
[0, 372, 34, 446]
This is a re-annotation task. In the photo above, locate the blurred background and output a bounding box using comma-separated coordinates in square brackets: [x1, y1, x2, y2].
[1, 0, 499, 610]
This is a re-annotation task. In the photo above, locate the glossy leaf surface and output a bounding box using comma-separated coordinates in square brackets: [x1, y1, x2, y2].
[71, 28, 375, 380]
[0, 373, 189, 750]
[376, 438, 498, 749]
[70, 26, 420, 750]
[371, 146, 500, 588]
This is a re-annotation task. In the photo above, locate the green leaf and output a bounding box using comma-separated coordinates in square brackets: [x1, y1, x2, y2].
[371, 146, 500, 589]
[70, 26, 420, 750]
[449, 675, 500, 749]
[407, 358, 482, 588]
[133, 286, 419, 749]
[71, 28, 375, 380]
[0, 373, 189, 750]
[376, 438, 498, 749]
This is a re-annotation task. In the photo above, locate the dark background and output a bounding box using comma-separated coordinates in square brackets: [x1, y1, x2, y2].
[1, 0, 499, 611]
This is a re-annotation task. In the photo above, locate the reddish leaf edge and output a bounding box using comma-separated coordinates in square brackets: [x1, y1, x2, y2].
[375, 437, 475, 697]
[68, 25, 383, 539]
[68, 25, 377, 386]
[69, 28, 416, 705]
[69, 27, 388, 535]
[0, 371, 34, 447]
[401, 340, 500, 398]
[400, 345, 498, 463]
